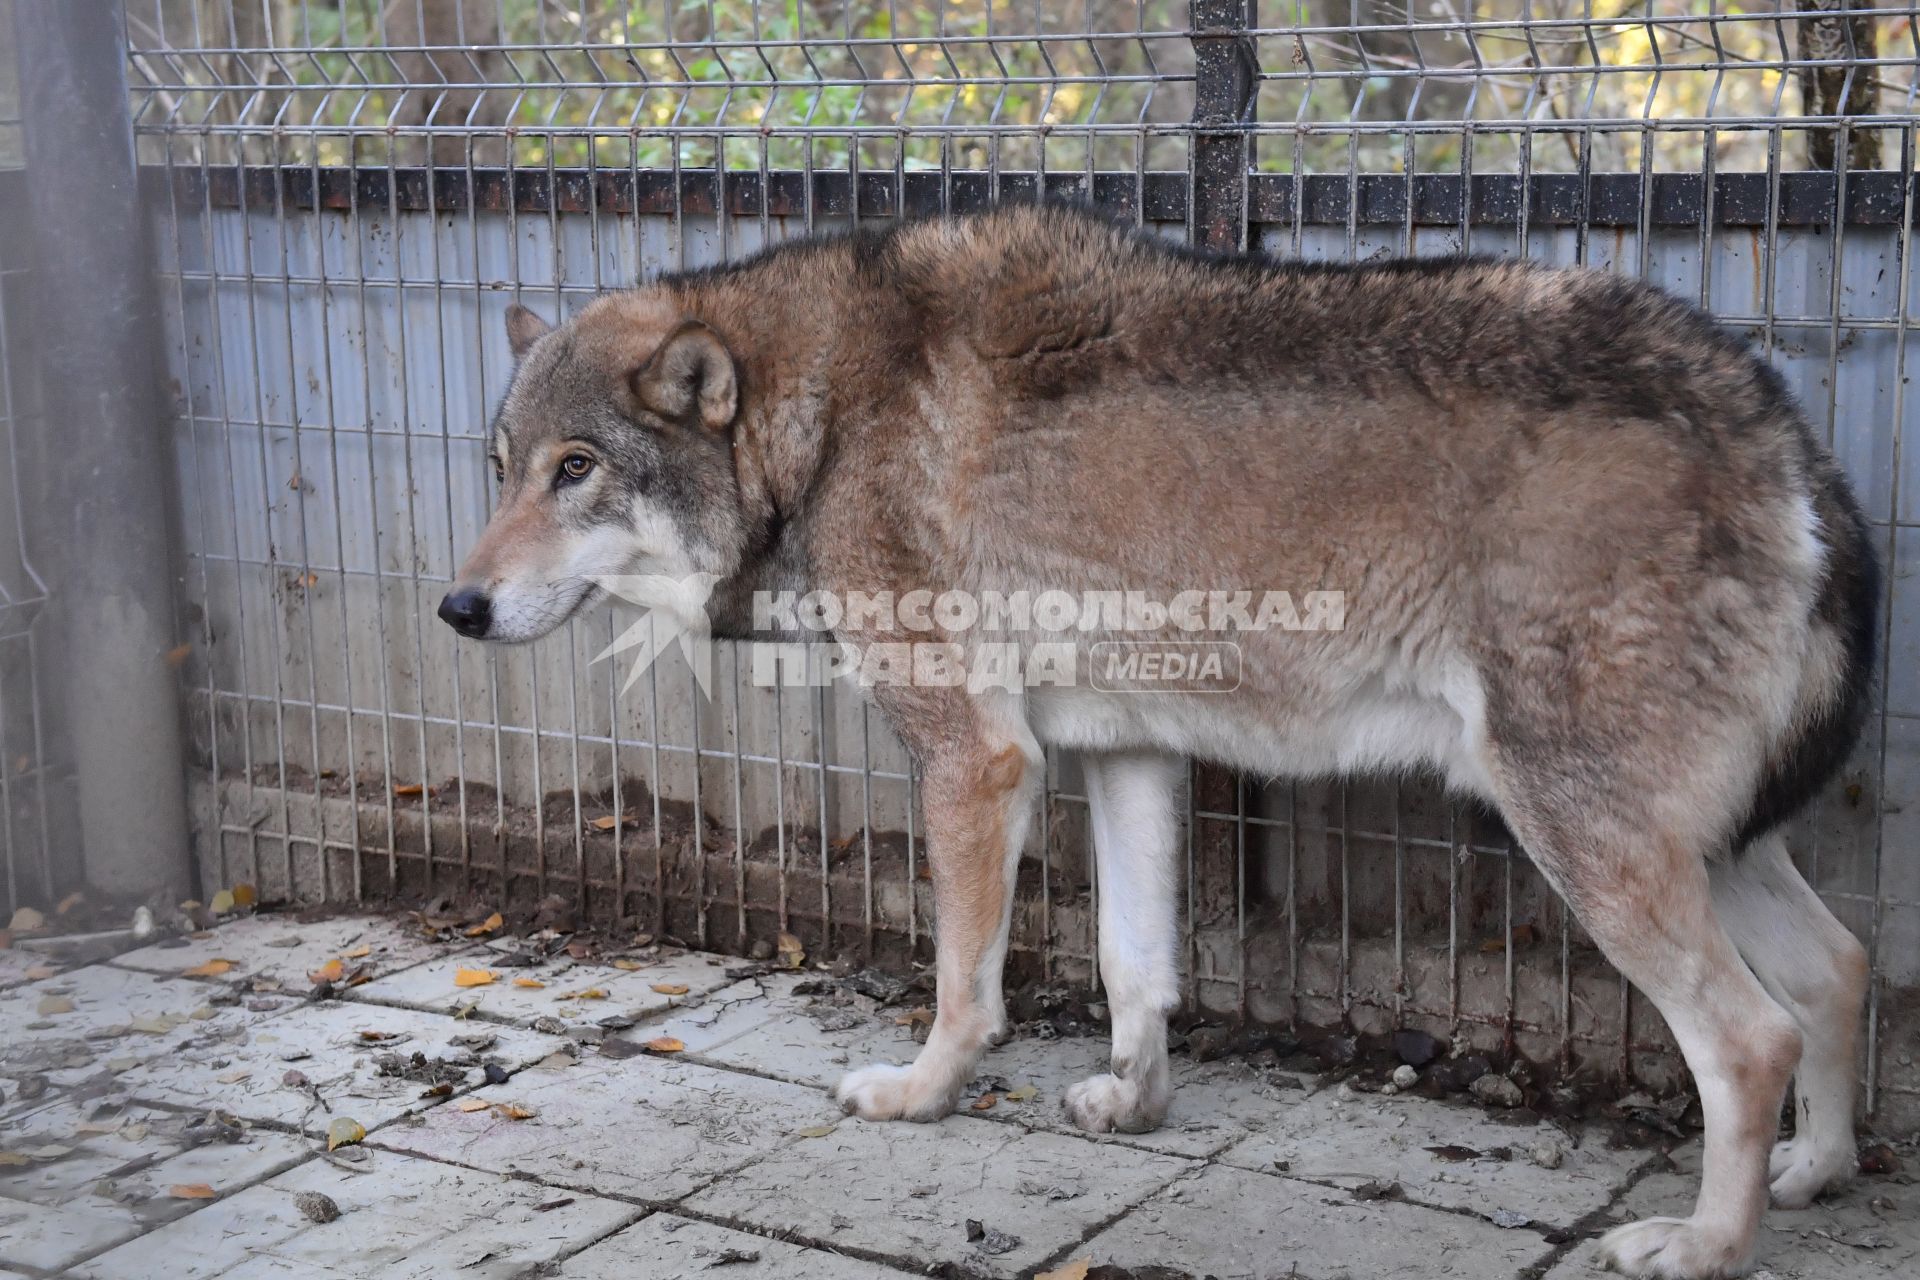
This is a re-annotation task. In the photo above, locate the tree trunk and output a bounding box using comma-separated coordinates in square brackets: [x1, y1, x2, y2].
[1797, 1, 1881, 169]
[381, 0, 506, 166]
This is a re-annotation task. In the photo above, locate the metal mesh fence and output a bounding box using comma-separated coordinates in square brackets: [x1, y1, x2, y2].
[103, 1, 1919, 1123]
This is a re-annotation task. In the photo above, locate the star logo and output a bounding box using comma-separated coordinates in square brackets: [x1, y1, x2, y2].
[589, 572, 722, 695]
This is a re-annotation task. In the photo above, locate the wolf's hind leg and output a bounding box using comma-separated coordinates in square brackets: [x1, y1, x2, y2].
[1065, 750, 1184, 1134]
[1488, 765, 1797, 1280]
[1710, 831, 1867, 1209]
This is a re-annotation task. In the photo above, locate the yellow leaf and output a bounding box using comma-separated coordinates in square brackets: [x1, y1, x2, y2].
[182, 958, 236, 978]
[492, 1103, 536, 1120]
[565, 987, 608, 1001]
[894, 1006, 933, 1027]
[230, 883, 258, 908]
[512, 977, 546, 989]
[795, 1125, 836, 1139]
[972, 1093, 999, 1111]
[208, 890, 236, 915]
[1036, 1261, 1092, 1280]
[55, 892, 84, 916]
[169, 1183, 218, 1200]
[454, 968, 496, 988]
[644, 1037, 685, 1054]
[309, 958, 345, 984]
[457, 1098, 490, 1112]
[611, 959, 642, 971]
[344, 944, 371, 959]
[325, 1118, 365, 1152]
[394, 783, 424, 797]
[776, 932, 805, 968]
[1005, 1084, 1039, 1103]
[464, 912, 504, 938]
[164, 642, 194, 668]
[590, 815, 618, 831]
[649, 982, 689, 996]
[23, 964, 57, 981]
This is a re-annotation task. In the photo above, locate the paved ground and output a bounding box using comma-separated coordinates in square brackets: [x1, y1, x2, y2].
[1, 912, 1914, 1279]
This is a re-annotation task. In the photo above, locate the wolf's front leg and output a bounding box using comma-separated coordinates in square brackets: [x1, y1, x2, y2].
[834, 705, 1041, 1122]
[1066, 750, 1184, 1133]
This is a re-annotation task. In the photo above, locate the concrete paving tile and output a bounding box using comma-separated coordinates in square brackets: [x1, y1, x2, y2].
[347, 946, 738, 1036]
[552, 1213, 919, 1279]
[1216, 1084, 1652, 1228]
[639, 972, 815, 1054]
[114, 999, 565, 1136]
[679, 989, 1315, 1159]
[113, 914, 453, 989]
[0, 966, 276, 1112]
[0, 1194, 141, 1273]
[1079, 1162, 1554, 1280]
[1544, 1144, 1920, 1279]
[373, 1049, 845, 1202]
[72, 1150, 641, 1280]
[683, 1114, 1197, 1278]
[1, 1097, 306, 1213]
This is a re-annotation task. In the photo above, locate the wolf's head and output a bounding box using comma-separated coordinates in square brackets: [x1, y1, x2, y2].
[438, 294, 749, 643]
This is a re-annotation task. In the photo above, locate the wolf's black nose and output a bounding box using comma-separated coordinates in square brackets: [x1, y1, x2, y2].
[438, 589, 492, 638]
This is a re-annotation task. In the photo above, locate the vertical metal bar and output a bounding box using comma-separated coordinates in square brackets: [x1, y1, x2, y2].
[13, 0, 193, 901]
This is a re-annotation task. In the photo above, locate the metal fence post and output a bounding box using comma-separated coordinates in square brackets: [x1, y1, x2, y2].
[1189, 0, 1258, 253]
[12, 2, 193, 904]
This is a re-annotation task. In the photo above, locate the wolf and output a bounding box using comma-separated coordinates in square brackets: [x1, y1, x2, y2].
[440, 204, 1878, 1279]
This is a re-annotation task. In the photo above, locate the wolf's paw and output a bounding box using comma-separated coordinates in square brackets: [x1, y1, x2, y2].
[1596, 1217, 1753, 1279]
[1063, 1073, 1168, 1135]
[834, 1063, 960, 1122]
[1768, 1136, 1853, 1209]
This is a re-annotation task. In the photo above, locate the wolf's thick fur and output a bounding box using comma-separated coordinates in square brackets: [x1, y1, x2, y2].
[446, 205, 1878, 1280]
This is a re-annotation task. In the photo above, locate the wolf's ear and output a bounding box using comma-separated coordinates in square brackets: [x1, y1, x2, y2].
[632, 321, 738, 432]
[505, 303, 552, 358]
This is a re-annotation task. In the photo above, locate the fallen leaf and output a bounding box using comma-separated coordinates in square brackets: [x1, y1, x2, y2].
[164, 642, 194, 668]
[182, 958, 237, 978]
[644, 1037, 685, 1054]
[169, 1183, 218, 1200]
[492, 1103, 535, 1120]
[343, 944, 371, 959]
[23, 964, 58, 981]
[894, 1006, 933, 1028]
[795, 1125, 837, 1139]
[343, 963, 375, 988]
[0, 1153, 29, 1167]
[564, 987, 608, 1001]
[325, 1117, 366, 1152]
[972, 1093, 999, 1111]
[55, 892, 84, 916]
[512, 977, 546, 989]
[1005, 1084, 1038, 1103]
[230, 883, 258, 908]
[215, 1069, 252, 1084]
[357, 1030, 401, 1043]
[1036, 1261, 1092, 1280]
[649, 982, 689, 996]
[420, 1082, 453, 1099]
[775, 932, 805, 969]
[209, 890, 236, 915]
[309, 958, 345, 984]
[610, 958, 642, 971]
[393, 783, 424, 797]
[457, 1098, 491, 1112]
[36, 995, 75, 1016]
[464, 912, 504, 938]
[590, 815, 617, 831]
[454, 968, 496, 988]
[8, 906, 45, 931]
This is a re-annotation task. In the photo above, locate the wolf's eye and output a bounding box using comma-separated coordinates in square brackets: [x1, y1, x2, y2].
[558, 453, 595, 484]
[490, 457, 505, 484]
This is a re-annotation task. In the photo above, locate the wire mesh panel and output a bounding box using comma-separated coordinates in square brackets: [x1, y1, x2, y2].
[126, 2, 1918, 1125]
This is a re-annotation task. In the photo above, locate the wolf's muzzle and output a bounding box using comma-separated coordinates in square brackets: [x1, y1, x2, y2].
[438, 588, 492, 639]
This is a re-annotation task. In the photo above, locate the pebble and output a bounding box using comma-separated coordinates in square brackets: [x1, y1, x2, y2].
[293, 1191, 341, 1224]
[1470, 1073, 1523, 1108]
[1390, 1064, 1419, 1089]
[1530, 1140, 1565, 1169]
